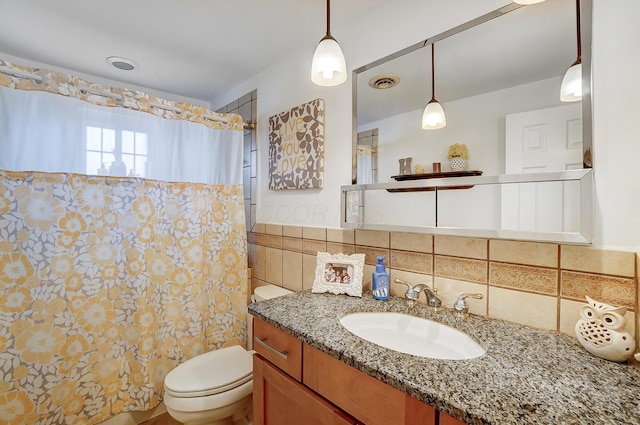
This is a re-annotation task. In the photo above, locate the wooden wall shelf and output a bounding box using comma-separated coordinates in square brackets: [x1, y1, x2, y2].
[388, 170, 482, 192]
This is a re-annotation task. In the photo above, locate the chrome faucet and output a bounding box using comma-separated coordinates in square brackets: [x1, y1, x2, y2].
[414, 283, 443, 312]
[394, 278, 442, 312]
[452, 293, 484, 318]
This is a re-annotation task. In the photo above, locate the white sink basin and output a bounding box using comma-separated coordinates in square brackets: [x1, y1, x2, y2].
[339, 312, 485, 360]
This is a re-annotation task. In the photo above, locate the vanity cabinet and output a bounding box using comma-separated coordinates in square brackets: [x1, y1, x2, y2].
[253, 317, 356, 424]
[440, 413, 466, 425]
[303, 344, 436, 425]
[253, 316, 302, 381]
[253, 317, 453, 425]
[253, 356, 357, 425]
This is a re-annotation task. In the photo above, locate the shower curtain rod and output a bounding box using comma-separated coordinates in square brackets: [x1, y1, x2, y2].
[78, 85, 123, 102]
[150, 102, 183, 114]
[204, 113, 255, 130]
[0, 65, 43, 83]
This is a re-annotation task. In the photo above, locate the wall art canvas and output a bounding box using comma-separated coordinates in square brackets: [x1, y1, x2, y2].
[268, 98, 324, 189]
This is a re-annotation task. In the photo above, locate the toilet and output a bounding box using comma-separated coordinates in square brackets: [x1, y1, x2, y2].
[163, 284, 293, 425]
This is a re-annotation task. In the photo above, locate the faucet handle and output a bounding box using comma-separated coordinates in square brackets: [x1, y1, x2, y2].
[453, 293, 484, 318]
[394, 278, 419, 301]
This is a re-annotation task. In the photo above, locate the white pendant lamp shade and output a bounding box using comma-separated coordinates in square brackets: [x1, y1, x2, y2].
[311, 36, 347, 86]
[513, 0, 546, 4]
[422, 43, 446, 130]
[561, 0, 582, 102]
[560, 62, 582, 102]
[311, 0, 347, 87]
[422, 100, 446, 129]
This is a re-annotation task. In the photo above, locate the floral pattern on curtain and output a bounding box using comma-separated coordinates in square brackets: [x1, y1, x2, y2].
[0, 171, 247, 424]
[0, 59, 244, 131]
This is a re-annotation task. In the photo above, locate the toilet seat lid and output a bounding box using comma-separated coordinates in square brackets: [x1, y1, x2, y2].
[164, 346, 253, 397]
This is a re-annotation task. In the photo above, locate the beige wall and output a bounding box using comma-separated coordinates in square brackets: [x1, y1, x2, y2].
[217, 1, 640, 356]
[248, 225, 638, 343]
[213, 0, 640, 252]
[231, 86, 638, 346]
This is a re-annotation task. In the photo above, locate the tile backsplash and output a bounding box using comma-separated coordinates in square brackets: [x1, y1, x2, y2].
[248, 225, 639, 344]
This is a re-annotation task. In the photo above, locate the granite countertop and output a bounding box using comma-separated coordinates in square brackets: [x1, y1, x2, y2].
[248, 290, 640, 425]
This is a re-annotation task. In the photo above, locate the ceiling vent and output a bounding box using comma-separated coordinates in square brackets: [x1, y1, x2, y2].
[106, 56, 139, 71]
[368, 74, 400, 89]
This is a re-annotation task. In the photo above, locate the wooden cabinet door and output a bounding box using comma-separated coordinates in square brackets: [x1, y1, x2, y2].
[303, 344, 436, 425]
[440, 412, 467, 425]
[253, 355, 357, 425]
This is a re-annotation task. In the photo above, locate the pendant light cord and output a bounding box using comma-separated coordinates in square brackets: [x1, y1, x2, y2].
[431, 43, 437, 102]
[326, 0, 332, 37]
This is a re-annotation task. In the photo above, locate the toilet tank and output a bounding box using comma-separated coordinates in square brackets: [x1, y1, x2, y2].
[253, 284, 293, 302]
[247, 285, 293, 349]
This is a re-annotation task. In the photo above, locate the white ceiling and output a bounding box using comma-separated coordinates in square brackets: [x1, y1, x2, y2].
[0, 0, 580, 121]
[0, 0, 386, 103]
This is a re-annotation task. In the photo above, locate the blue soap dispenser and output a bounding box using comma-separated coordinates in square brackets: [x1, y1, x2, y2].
[372, 256, 390, 300]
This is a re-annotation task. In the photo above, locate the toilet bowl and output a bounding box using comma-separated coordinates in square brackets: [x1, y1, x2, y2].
[164, 284, 293, 425]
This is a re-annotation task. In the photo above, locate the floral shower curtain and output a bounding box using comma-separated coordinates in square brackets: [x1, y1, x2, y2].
[0, 62, 248, 424]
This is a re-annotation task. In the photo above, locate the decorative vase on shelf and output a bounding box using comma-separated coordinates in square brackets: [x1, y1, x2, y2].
[449, 156, 467, 171]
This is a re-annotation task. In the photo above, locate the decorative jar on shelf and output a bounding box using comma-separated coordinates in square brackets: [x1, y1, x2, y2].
[449, 156, 467, 171]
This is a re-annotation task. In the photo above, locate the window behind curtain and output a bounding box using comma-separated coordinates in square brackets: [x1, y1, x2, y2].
[0, 85, 243, 185]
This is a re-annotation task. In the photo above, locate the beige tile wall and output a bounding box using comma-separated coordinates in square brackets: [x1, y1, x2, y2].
[248, 226, 638, 343]
[227, 90, 638, 351]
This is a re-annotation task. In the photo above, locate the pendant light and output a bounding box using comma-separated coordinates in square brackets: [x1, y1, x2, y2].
[311, 0, 347, 86]
[561, 0, 582, 102]
[422, 43, 446, 130]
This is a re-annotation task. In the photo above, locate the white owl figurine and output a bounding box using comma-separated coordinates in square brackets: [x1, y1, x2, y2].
[575, 296, 636, 362]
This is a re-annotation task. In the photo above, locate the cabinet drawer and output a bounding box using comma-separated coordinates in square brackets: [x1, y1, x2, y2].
[253, 317, 302, 381]
[303, 344, 435, 425]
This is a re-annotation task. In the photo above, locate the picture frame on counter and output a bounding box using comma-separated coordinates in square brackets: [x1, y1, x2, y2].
[312, 252, 365, 297]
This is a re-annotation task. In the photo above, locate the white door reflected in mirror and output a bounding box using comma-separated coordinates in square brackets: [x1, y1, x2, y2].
[502, 104, 582, 233]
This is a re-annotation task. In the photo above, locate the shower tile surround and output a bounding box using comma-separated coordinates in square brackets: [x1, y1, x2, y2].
[248, 227, 639, 343]
[217, 89, 257, 237]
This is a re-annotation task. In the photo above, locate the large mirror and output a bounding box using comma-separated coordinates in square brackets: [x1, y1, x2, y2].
[347, 0, 593, 243]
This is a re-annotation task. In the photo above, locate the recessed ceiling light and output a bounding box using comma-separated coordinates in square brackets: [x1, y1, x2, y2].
[105, 56, 139, 71]
[369, 74, 400, 90]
